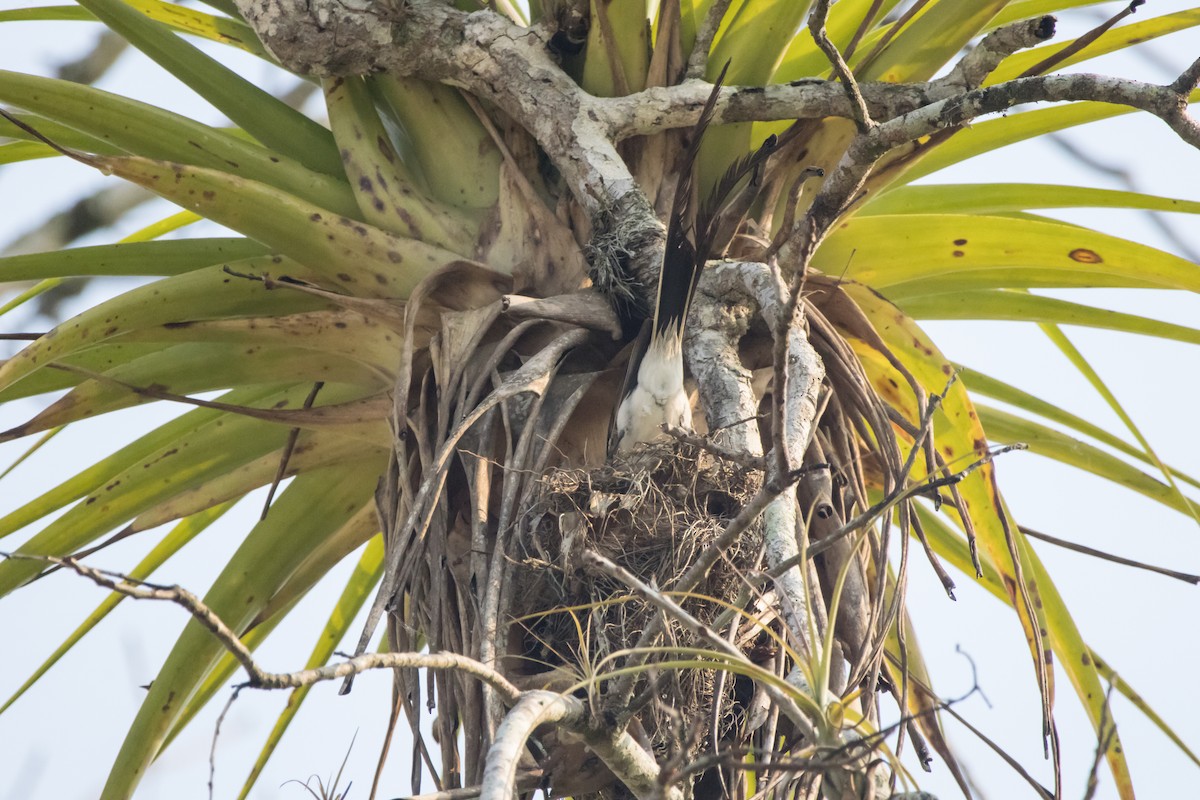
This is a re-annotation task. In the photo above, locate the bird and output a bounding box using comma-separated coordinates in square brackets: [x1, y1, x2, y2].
[611, 65, 778, 456]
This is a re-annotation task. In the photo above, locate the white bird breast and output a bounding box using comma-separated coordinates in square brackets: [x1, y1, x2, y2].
[614, 337, 692, 454]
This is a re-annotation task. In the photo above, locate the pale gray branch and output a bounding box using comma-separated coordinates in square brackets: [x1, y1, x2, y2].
[685, 279, 762, 457]
[685, 0, 734, 80]
[481, 692, 581, 800]
[481, 689, 685, 800]
[233, 0, 1200, 329]
[692, 261, 826, 678]
[5, 552, 525, 703]
[935, 16, 1056, 93]
[400, 777, 542, 800]
[253, 652, 522, 703]
[21, 551, 679, 800]
[808, 0, 871, 132]
[874, 72, 1200, 151]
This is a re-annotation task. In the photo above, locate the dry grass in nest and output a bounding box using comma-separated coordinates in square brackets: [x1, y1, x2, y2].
[509, 444, 766, 748]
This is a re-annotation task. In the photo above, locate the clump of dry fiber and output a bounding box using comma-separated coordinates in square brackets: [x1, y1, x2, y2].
[510, 445, 765, 746]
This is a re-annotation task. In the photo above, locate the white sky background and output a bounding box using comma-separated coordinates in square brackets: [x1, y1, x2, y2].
[0, 1, 1198, 798]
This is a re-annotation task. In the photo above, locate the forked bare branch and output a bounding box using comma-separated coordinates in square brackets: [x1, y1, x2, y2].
[5, 551, 685, 800]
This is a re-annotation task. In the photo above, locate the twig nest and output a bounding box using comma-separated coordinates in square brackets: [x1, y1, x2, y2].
[510, 444, 764, 745]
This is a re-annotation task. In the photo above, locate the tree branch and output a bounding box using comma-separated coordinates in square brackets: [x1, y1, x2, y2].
[680, 260, 828, 702]
[937, 16, 1056, 92]
[236, 0, 669, 290]
[2, 552, 525, 703]
[481, 689, 687, 800]
[808, 0, 872, 132]
[875, 69, 1200, 151]
[233, 0, 1200, 327]
[10, 551, 680, 800]
[685, 0, 734, 80]
[480, 692, 581, 800]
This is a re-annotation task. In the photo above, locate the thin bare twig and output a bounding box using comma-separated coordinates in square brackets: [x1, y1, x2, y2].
[1018, 2, 1143, 79]
[261, 381, 324, 520]
[209, 687, 244, 800]
[9, 550, 683, 800]
[0, 552, 523, 703]
[1020, 526, 1200, 584]
[843, 0, 885, 61]
[685, 0, 735, 80]
[662, 424, 766, 471]
[854, 0, 934, 73]
[807, 0, 872, 132]
[765, 443, 1028, 579]
[937, 700, 1053, 799]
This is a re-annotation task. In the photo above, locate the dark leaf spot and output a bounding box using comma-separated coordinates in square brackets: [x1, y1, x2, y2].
[1069, 248, 1103, 263]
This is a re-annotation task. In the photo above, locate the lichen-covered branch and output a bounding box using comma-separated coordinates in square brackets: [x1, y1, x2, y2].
[808, 0, 872, 132]
[688, 262, 826, 686]
[233, 1, 1199, 316]
[481, 690, 687, 800]
[480, 692, 580, 800]
[6, 553, 524, 700]
[20, 551, 681, 800]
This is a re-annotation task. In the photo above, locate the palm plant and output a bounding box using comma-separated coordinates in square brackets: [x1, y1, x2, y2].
[1, 1, 1198, 799]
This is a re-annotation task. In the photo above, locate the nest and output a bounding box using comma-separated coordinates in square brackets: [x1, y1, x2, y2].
[510, 444, 766, 752]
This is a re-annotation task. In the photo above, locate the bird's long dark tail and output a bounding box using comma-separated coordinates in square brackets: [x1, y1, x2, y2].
[651, 63, 726, 342]
[652, 62, 780, 342]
